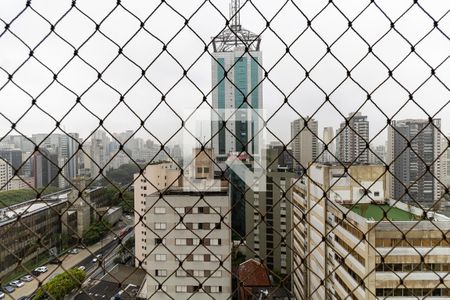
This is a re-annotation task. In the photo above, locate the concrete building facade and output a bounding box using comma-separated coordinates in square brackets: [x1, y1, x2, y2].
[387, 119, 443, 209]
[245, 171, 295, 278]
[291, 163, 450, 300]
[290, 117, 319, 173]
[0, 195, 70, 276]
[138, 189, 232, 299]
[336, 112, 369, 164]
[0, 159, 13, 191]
[133, 162, 181, 264]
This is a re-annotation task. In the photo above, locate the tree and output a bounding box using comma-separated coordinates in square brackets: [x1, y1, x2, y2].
[33, 268, 86, 300]
[103, 163, 140, 186]
[82, 221, 111, 245]
[105, 185, 134, 214]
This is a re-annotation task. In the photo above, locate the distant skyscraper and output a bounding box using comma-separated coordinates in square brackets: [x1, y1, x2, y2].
[32, 148, 59, 188]
[89, 130, 110, 178]
[0, 149, 23, 175]
[387, 119, 443, 208]
[31, 133, 81, 185]
[290, 117, 318, 173]
[0, 159, 13, 190]
[320, 126, 335, 163]
[369, 144, 386, 164]
[211, 0, 263, 166]
[336, 112, 369, 163]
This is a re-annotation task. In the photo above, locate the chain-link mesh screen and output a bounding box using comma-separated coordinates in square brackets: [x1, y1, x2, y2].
[0, 0, 449, 299]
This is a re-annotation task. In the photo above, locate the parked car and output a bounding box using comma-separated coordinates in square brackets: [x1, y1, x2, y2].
[77, 266, 86, 271]
[31, 270, 41, 277]
[49, 257, 61, 264]
[34, 266, 48, 273]
[2, 285, 15, 293]
[68, 248, 79, 254]
[0, 291, 5, 299]
[9, 280, 24, 288]
[20, 275, 33, 282]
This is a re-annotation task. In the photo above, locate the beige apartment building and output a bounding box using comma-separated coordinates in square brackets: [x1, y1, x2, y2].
[292, 163, 450, 300]
[133, 161, 181, 265]
[290, 117, 319, 173]
[137, 189, 232, 299]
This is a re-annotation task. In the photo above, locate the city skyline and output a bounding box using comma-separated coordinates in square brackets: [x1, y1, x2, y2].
[0, 0, 448, 299]
[0, 1, 447, 146]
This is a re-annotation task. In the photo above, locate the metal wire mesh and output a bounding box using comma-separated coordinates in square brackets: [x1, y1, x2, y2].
[0, 0, 449, 299]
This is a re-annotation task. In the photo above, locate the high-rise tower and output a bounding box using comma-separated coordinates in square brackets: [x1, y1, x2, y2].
[336, 112, 369, 164]
[211, 0, 263, 167]
[387, 119, 443, 208]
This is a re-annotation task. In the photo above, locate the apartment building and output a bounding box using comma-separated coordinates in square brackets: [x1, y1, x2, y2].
[138, 189, 232, 299]
[133, 161, 181, 265]
[0, 159, 13, 190]
[387, 119, 443, 209]
[290, 117, 319, 173]
[245, 171, 295, 278]
[336, 112, 369, 164]
[291, 163, 450, 300]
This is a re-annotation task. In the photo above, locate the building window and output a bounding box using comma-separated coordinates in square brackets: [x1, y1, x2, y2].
[176, 270, 187, 277]
[175, 207, 185, 214]
[193, 254, 203, 261]
[155, 269, 167, 277]
[374, 191, 380, 196]
[175, 239, 187, 246]
[155, 222, 166, 230]
[155, 207, 166, 214]
[210, 238, 221, 246]
[210, 286, 222, 293]
[176, 286, 187, 293]
[155, 254, 166, 261]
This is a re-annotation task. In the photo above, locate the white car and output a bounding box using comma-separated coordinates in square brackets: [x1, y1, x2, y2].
[20, 275, 33, 282]
[77, 266, 86, 271]
[68, 248, 79, 254]
[0, 291, 5, 299]
[9, 280, 24, 288]
[34, 266, 48, 273]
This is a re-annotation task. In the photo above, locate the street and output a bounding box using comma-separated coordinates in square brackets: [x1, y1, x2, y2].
[5, 221, 134, 299]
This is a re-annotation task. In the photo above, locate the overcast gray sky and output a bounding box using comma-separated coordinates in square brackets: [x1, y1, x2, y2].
[0, 0, 448, 147]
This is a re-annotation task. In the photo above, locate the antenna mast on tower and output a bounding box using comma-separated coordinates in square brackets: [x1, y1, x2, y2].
[230, 0, 241, 31]
[212, 0, 261, 52]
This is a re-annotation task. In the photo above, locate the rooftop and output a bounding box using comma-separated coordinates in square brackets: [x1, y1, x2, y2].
[74, 265, 146, 300]
[346, 204, 420, 221]
[0, 197, 68, 225]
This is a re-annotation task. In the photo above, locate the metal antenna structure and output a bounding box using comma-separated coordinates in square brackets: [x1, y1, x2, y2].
[212, 0, 261, 52]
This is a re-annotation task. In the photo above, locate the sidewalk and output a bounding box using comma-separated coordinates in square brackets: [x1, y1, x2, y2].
[6, 230, 121, 299]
